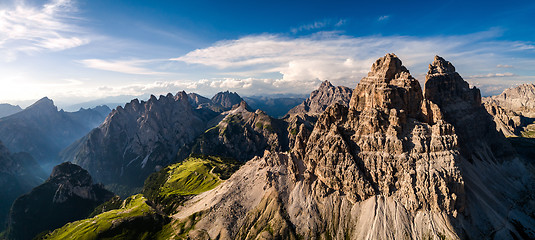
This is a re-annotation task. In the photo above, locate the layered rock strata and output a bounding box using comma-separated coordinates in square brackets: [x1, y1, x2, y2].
[169, 54, 535, 240]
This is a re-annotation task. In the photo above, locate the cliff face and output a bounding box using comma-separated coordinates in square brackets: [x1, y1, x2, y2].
[286, 80, 352, 117]
[190, 101, 289, 162]
[486, 84, 535, 116]
[211, 91, 243, 109]
[6, 162, 114, 240]
[483, 84, 535, 138]
[169, 54, 535, 240]
[60, 92, 206, 188]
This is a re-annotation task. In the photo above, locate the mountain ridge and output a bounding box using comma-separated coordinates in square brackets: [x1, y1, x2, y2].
[0, 97, 111, 169]
[5, 162, 114, 240]
[39, 54, 535, 240]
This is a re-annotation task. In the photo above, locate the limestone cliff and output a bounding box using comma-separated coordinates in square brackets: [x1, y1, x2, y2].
[60, 92, 206, 188]
[169, 54, 535, 240]
[286, 80, 352, 117]
[190, 101, 289, 162]
[483, 84, 535, 137]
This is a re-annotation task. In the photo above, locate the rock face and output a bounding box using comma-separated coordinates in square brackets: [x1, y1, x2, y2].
[187, 93, 212, 108]
[483, 84, 535, 137]
[286, 80, 352, 117]
[0, 98, 110, 168]
[211, 91, 243, 109]
[0, 104, 22, 118]
[486, 84, 535, 117]
[168, 54, 535, 239]
[6, 162, 113, 240]
[0, 142, 46, 230]
[60, 92, 206, 188]
[190, 101, 289, 162]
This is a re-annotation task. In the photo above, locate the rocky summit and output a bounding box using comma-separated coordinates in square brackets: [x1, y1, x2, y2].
[5, 162, 114, 240]
[484, 83, 535, 137]
[287, 80, 352, 117]
[165, 54, 535, 239]
[60, 92, 207, 189]
[211, 91, 243, 109]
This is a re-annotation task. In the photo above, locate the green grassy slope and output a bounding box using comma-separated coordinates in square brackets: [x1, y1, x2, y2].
[143, 155, 240, 214]
[40, 155, 241, 239]
[41, 194, 166, 240]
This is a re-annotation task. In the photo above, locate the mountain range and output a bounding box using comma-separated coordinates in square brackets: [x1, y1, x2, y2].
[24, 54, 535, 240]
[0, 104, 22, 119]
[1, 54, 535, 240]
[0, 98, 111, 170]
[0, 142, 46, 230]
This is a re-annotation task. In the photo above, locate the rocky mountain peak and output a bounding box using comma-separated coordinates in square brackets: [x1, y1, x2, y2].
[175, 91, 188, 101]
[0, 103, 22, 118]
[486, 83, 535, 115]
[424, 55, 481, 109]
[286, 80, 352, 116]
[25, 97, 57, 112]
[211, 91, 243, 109]
[6, 162, 114, 240]
[367, 53, 410, 80]
[349, 53, 422, 117]
[428, 55, 456, 75]
[232, 100, 253, 112]
[49, 162, 93, 186]
[318, 80, 334, 90]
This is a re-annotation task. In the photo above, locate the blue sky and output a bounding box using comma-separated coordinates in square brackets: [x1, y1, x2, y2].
[1, 0, 534, 108]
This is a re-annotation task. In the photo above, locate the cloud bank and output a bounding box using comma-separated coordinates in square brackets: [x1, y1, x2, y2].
[166, 31, 535, 96]
[0, 0, 88, 61]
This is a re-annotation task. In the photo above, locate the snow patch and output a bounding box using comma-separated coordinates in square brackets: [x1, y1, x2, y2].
[141, 152, 151, 169]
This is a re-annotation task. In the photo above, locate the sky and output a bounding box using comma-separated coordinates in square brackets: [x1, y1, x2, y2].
[0, 0, 534, 109]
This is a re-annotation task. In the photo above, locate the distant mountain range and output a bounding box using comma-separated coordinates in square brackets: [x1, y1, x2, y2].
[0, 104, 22, 118]
[0, 98, 111, 170]
[0, 141, 46, 230]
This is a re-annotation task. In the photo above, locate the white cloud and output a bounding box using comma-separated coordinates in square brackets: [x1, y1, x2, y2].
[170, 31, 535, 96]
[78, 59, 168, 75]
[496, 64, 513, 68]
[468, 72, 516, 78]
[290, 19, 346, 34]
[0, 0, 88, 60]
[378, 15, 390, 21]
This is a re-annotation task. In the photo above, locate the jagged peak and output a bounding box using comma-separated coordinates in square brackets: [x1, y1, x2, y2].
[318, 80, 334, 90]
[367, 53, 411, 80]
[424, 56, 481, 108]
[428, 55, 456, 75]
[232, 100, 253, 112]
[49, 162, 92, 184]
[26, 97, 57, 111]
[212, 90, 240, 98]
[350, 53, 422, 115]
[211, 90, 243, 109]
[175, 91, 188, 101]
